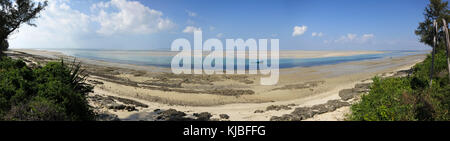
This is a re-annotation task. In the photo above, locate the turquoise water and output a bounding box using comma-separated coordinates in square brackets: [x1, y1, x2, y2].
[45, 49, 427, 69]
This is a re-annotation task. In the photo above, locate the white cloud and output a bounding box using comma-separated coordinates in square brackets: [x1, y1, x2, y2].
[186, 10, 197, 17]
[361, 34, 375, 42]
[91, 0, 174, 35]
[216, 33, 223, 38]
[312, 32, 323, 37]
[10, 0, 91, 48]
[183, 26, 202, 33]
[292, 25, 307, 36]
[335, 33, 357, 43]
[10, 0, 176, 49]
[333, 33, 374, 44]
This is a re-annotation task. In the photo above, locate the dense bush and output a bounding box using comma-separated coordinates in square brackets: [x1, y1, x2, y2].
[0, 57, 94, 121]
[349, 50, 450, 121]
[349, 77, 416, 121]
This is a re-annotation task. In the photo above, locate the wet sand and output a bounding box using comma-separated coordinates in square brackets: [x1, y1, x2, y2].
[6, 49, 427, 121]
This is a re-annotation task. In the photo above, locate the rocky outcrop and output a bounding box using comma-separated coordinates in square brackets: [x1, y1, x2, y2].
[254, 110, 264, 113]
[270, 100, 350, 121]
[89, 94, 149, 112]
[193, 112, 213, 121]
[96, 113, 120, 121]
[338, 83, 371, 101]
[107, 96, 149, 108]
[219, 114, 230, 119]
[266, 105, 293, 111]
[156, 109, 189, 121]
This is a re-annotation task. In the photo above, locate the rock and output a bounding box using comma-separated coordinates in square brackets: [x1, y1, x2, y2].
[355, 83, 370, 90]
[270, 100, 350, 121]
[219, 114, 230, 119]
[339, 83, 371, 101]
[157, 109, 189, 121]
[311, 104, 332, 114]
[254, 110, 264, 113]
[107, 96, 149, 108]
[287, 104, 296, 106]
[108, 103, 126, 110]
[354, 83, 371, 93]
[194, 112, 212, 121]
[125, 106, 136, 111]
[266, 105, 292, 111]
[326, 100, 350, 108]
[96, 113, 120, 121]
[270, 114, 302, 121]
[291, 107, 316, 120]
[393, 69, 413, 77]
[88, 80, 104, 85]
[339, 89, 358, 101]
[209, 118, 220, 121]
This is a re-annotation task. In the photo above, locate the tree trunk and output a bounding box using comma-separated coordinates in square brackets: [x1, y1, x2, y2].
[442, 19, 450, 80]
[430, 20, 438, 87]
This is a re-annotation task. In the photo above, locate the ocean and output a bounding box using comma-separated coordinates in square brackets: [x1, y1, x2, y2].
[42, 49, 427, 69]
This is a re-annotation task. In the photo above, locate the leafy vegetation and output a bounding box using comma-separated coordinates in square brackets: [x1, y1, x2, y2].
[0, 0, 94, 121]
[349, 0, 450, 121]
[0, 57, 94, 121]
[349, 51, 449, 121]
[1, 0, 48, 56]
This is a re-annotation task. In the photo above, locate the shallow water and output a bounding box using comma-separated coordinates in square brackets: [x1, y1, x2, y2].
[43, 49, 427, 69]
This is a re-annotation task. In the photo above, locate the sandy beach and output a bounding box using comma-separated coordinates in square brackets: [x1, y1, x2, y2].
[6, 49, 427, 121]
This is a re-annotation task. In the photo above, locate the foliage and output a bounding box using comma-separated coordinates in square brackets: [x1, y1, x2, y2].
[350, 0, 450, 122]
[0, 57, 94, 121]
[349, 77, 416, 121]
[0, 0, 47, 56]
[349, 50, 450, 121]
[415, 0, 450, 50]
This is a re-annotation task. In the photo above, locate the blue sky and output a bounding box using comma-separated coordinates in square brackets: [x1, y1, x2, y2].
[9, 0, 437, 50]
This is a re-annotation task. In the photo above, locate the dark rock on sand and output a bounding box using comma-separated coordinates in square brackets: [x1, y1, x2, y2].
[89, 94, 147, 112]
[254, 110, 264, 113]
[270, 114, 301, 121]
[108, 103, 126, 110]
[194, 112, 213, 121]
[219, 114, 230, 119]
[156, 109, 189, 121]
[88, 80, 104, 85]
[266, 105, 292, 111]
[125, 106, 137, 111]
[96, 113, 120, 121]
[327, 100, 351, 108]
[393, 69, 413, 77]
[270, 100, 350, 121]
[107, 96, 149, 108]
[339, 89, 359, 101]
[339, 83, 371, 101]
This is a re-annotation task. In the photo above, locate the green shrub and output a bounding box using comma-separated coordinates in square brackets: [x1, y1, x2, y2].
[349, 50, 450, 121]
[0, 57, 94, 121]
[349, 77, 416, 121]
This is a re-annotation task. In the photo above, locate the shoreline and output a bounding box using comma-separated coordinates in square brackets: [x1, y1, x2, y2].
[6, 49, 427, 121]
[13, 48, 389, 59]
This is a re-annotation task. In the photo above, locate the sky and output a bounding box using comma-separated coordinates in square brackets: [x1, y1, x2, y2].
[8, 0, 438, 51]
